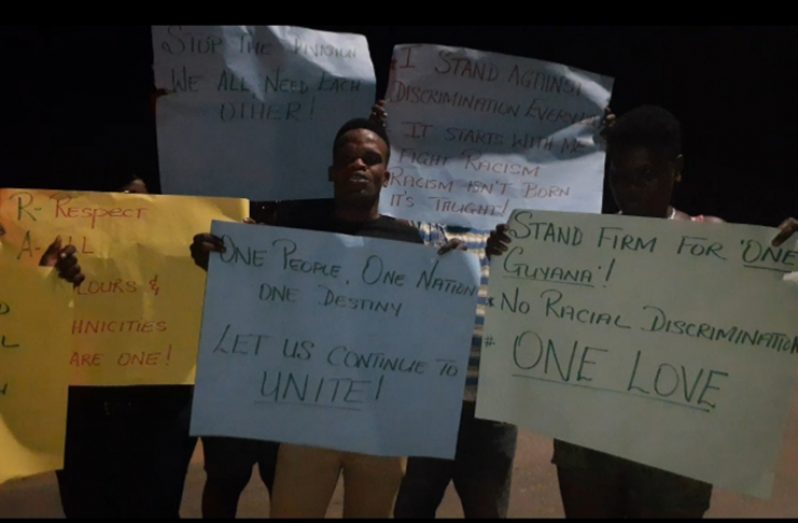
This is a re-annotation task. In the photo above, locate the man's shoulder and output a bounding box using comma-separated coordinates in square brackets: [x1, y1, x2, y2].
[371, 215, 423, 243]
[672, 207, 725, 224]
[691, 214, 725, 224]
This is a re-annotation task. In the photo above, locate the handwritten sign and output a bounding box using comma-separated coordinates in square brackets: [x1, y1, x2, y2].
[476, 209, 798, 498]
[190, 221, 480, 459]
[380, 44, 614, 229]
[0, 189, 247, 385]
[152, 25, 376, 200]
[0, 253, 71, 484]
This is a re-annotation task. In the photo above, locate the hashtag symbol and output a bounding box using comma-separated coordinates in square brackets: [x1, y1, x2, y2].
[484, 336, 495, 348]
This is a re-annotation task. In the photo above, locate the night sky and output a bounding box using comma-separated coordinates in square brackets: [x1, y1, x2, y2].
[1, 26, 794, 227]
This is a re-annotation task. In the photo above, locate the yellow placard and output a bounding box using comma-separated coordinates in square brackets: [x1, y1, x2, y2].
[0, 252, 72, 484]
[0, 189, 248, 385]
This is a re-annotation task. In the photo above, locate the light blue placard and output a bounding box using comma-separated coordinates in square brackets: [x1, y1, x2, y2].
[191, 220, 480, 459]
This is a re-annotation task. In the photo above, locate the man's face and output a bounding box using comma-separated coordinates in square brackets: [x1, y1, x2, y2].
[329, 129, 390, 206]
[607, 145, 681, 217]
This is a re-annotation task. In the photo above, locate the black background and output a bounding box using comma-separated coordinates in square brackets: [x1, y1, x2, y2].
[1, 25, 795, 226]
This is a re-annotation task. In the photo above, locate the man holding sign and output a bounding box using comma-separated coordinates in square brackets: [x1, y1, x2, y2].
[59, 174, 195, 519]
[363, 102, 519, 519]
[0, 244, 84, 486]
[486, 105, 733, 517]
[191, 117, 423, 517]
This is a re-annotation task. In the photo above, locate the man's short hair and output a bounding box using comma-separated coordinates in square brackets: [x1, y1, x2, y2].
[606, 105, 682, 159]
[332, 118, 391, 161]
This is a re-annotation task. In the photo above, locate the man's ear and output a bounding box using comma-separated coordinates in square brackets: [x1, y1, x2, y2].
[382, 169, 391, 187]
[673, 154, 685, 183]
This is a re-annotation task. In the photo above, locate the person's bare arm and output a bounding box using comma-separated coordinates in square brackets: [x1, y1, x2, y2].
[39, 236, 85, 287]
[189, 233, 226, 271]
[486, 224, 512, 260]
[772, 217, 798, 247]
[437, 239, 466, 255]
[369, 99, 387, 127]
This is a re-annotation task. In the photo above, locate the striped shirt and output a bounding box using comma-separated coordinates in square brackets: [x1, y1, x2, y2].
[413, 222, 490, 403]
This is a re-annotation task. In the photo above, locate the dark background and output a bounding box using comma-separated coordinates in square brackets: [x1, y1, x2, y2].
[1, 25, 795, 226]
